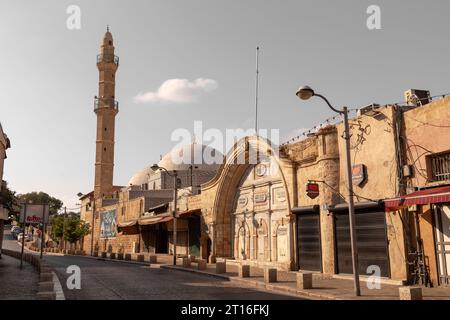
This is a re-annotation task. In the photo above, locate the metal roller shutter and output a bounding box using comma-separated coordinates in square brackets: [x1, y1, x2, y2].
[334, 210, 390, 277]
[297, 213, 322, 271]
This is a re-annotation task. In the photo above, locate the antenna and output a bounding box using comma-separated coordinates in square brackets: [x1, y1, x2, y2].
[255, 46, 260, 134]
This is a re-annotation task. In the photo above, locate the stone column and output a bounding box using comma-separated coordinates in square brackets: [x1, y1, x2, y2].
[317, 127, 339, 275]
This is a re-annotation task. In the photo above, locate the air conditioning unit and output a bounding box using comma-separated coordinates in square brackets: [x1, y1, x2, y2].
[404, 89, 431, 106]
[357, 103, 381, 117]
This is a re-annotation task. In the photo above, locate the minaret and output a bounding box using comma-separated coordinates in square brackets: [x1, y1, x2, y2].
[94, 27, 119, 199]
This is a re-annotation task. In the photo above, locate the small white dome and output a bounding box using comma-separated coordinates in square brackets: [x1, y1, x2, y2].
[128, 166, 152, 186]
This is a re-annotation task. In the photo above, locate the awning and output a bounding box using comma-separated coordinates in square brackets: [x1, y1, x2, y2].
[138, 214, 172, 226]
[384, 186, 450, 211]
[146, 203, 169, 214]
[117, 220, 137, 228]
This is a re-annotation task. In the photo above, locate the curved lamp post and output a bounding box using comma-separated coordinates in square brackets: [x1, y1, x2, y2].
[295, 86, 361, 296]
[151, 164, 179, 266]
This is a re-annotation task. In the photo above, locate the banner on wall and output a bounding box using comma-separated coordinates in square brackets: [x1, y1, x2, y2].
[100, 209, 117, 239]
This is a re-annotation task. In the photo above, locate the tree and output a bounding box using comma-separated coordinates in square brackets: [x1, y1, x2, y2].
[18, 192, 63, 215]
[0, 184, 20, 221]
[50, 215, 65, 243]
[63, 218, 90, 244]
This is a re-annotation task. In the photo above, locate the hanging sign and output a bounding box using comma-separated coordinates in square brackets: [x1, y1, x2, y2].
[306, 182, 320, 199]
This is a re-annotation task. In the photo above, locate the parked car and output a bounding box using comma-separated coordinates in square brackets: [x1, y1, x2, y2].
[12, 228, 23, 239]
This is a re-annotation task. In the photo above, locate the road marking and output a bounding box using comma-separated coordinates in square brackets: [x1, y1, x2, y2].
[52, 271, 66, 300]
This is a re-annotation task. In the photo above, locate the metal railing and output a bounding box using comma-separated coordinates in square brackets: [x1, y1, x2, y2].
[94, 97, 119, 112]
[431, 152, 450, 181]
[96, 54, 119, 65]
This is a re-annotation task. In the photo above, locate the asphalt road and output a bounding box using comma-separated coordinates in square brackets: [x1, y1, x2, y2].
[2, 226, 301, 300]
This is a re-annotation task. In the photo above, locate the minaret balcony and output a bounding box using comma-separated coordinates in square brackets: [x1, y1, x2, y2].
[94, 97, 119, 113]
[96, 54, 119, 66]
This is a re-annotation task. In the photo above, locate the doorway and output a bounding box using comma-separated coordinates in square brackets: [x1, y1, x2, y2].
[434, 205, 450, 285]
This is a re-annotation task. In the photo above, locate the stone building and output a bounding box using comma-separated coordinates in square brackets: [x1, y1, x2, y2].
[0, 122, 11, 256]
[385, 94, 450, 287]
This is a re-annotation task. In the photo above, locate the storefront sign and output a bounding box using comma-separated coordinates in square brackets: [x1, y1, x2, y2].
[352, 164, 367, 186]
[306, 182, 319, 199]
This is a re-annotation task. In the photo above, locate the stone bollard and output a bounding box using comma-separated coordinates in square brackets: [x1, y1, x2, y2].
[149, 255, 157, 264]
[36, 292, 56, 300]
[93, 251, 98, 257]
[296, 272, 313, 289]
[40, 273, 53, 282]
[137, 254, 145, 262]
[101, 252, 107, 258]
[264, 268, 277, 283]
[182, 257, 191, 268]
[215, 262, 226, 274]
[197, 259, 207, 270]
[38, 281, 54, 292]
[110, 252, 116, 259]
[238, 265, 250, 278]
[399, 286, 423, 300]
[117, 253, 124, 260]
[189, 255, 196, 263]
[125, 253, 131, 261]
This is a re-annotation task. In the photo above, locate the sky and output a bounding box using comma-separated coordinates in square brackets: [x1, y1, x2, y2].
[1, 0, 450, 209]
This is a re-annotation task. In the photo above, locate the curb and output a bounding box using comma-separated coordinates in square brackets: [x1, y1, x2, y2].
[161, 265, 339, 300]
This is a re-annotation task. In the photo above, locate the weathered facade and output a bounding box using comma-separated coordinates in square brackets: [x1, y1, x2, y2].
[0, 123, 11, 256]
[385, 96, 450, 287]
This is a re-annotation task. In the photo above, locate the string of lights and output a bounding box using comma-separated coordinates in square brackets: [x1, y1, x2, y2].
[281, 92, 450, 146]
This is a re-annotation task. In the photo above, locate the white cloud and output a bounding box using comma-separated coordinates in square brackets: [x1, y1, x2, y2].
[134, 78, 218, 104]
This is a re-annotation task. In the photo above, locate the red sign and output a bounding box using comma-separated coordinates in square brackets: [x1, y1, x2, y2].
[306, 182, 319, 199]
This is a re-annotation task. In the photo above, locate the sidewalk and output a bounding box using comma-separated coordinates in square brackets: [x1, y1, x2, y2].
[161, 260, 450, 300]
[0, 254, 38, 300]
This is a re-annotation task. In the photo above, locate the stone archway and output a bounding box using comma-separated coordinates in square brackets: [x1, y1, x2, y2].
[206, 136, 294, 269]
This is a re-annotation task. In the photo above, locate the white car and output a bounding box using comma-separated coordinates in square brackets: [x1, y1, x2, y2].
[17, 233, 33, 242]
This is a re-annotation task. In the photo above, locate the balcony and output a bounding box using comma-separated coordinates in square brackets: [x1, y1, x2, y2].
[96, 54, 119, 66]
[94, 97, 119, 113]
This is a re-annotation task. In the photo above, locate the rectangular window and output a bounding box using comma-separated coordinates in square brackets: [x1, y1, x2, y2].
[428, 151, 450, 182]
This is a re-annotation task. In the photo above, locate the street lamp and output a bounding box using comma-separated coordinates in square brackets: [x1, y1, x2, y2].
[151, 164, 179, 266]
[295, 85, 361, 296]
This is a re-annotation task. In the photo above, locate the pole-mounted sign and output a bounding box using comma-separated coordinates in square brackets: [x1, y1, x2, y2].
[19, 204, 49, 267]
[20, 204, 49, 224]
[306, 182, 320, 199]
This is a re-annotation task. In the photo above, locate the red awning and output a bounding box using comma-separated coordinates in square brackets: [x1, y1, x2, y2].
[385, 186, 450, 211]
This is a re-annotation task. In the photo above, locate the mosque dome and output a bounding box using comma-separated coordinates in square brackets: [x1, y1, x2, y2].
[128, 143, 223, 186]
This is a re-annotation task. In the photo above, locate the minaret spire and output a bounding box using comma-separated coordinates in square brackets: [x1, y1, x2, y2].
[93, 29, 119, 199]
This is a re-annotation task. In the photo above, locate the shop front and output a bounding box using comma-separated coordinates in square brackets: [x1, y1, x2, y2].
[328, 201, 390, 277]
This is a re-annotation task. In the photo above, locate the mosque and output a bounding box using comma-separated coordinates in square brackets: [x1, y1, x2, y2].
[81, 29, 430, 284]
